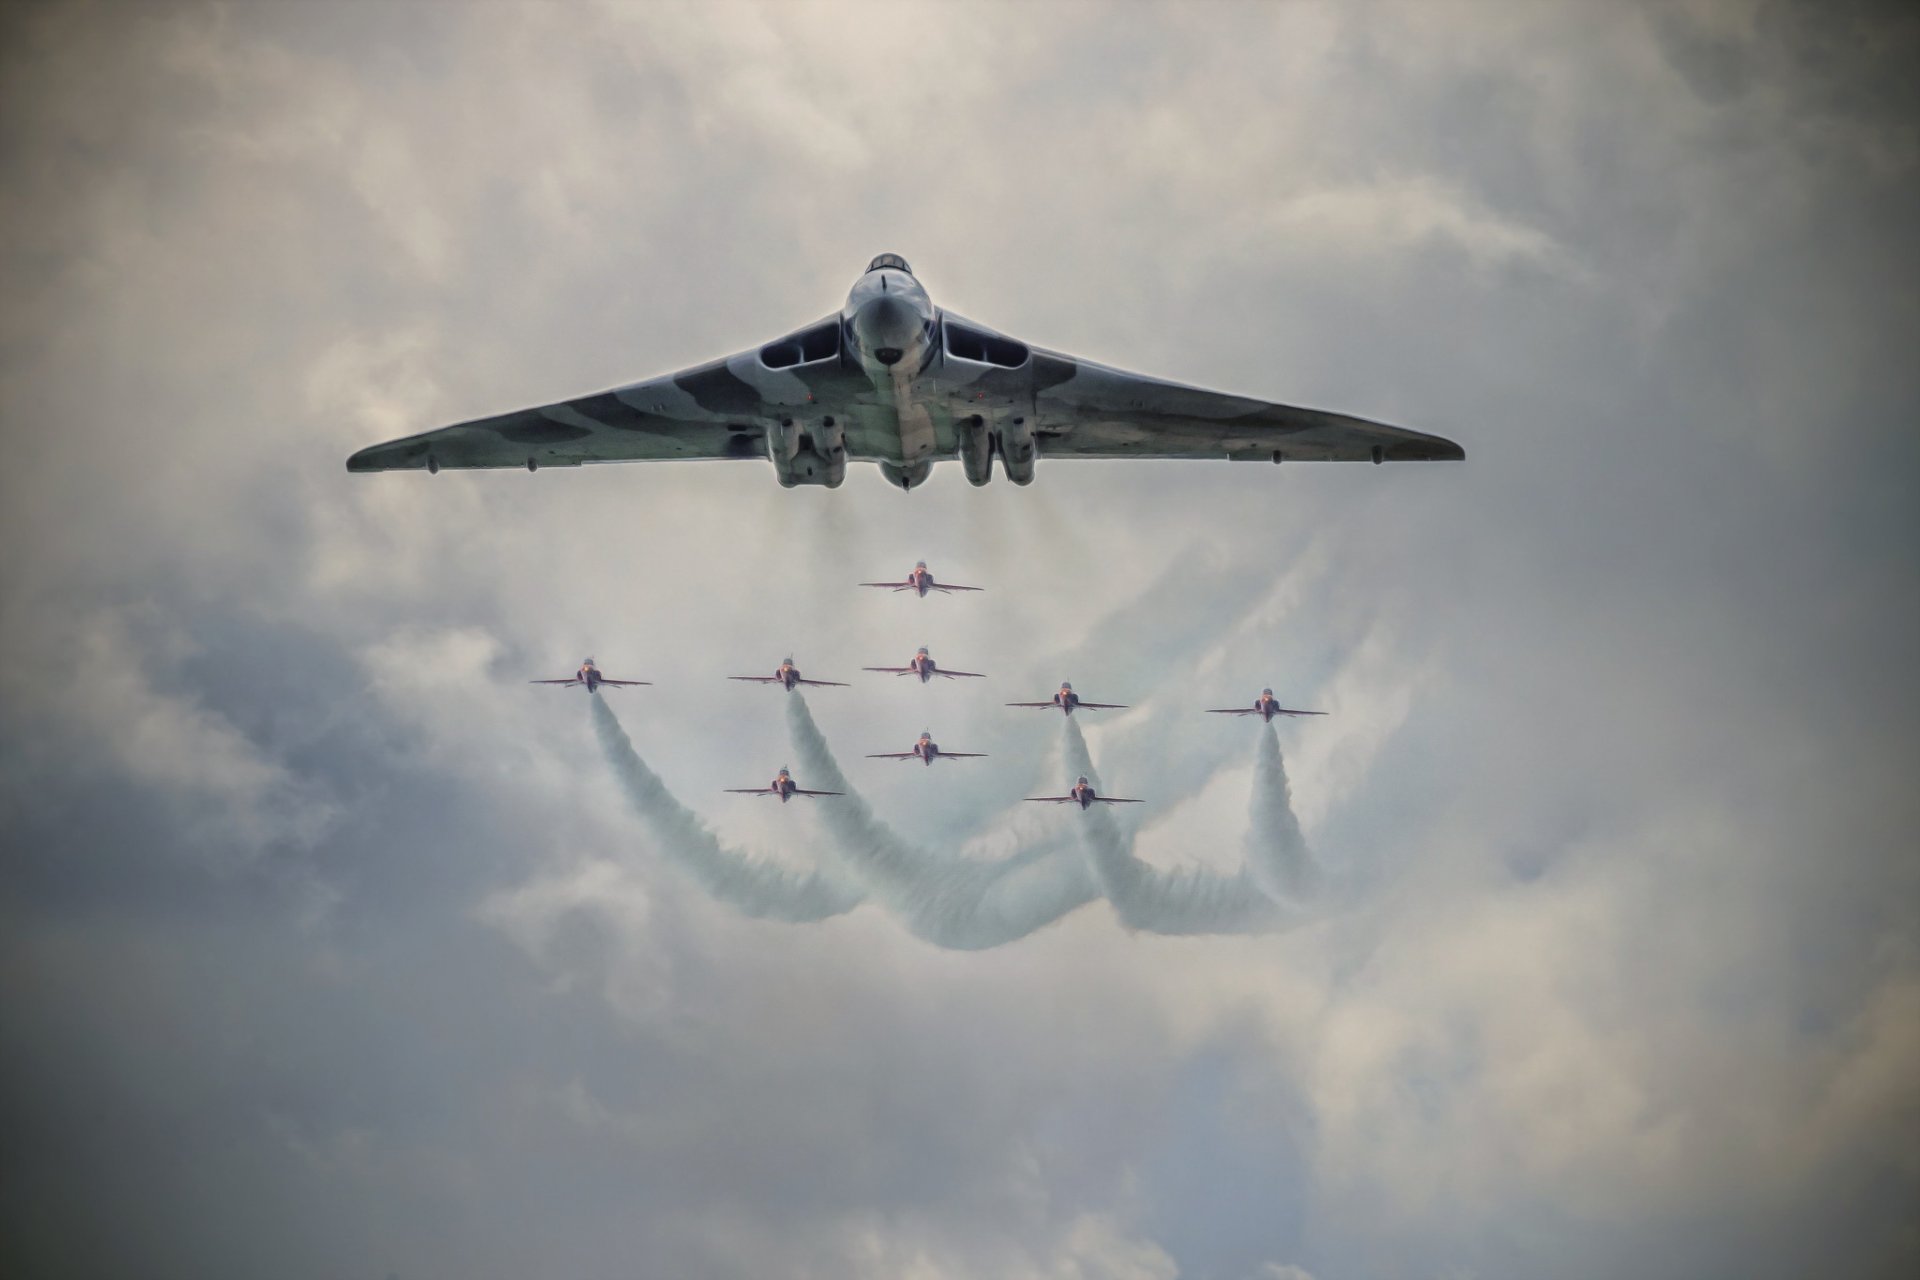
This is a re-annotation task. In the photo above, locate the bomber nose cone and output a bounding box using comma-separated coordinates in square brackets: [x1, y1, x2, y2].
[853, 293, 919, 365]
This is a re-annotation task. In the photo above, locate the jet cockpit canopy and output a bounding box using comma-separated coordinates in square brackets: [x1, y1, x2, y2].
[867, 253, 912, 275]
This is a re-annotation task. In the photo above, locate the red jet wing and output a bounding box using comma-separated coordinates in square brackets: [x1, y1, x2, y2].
[1204, 706, 1323, 716]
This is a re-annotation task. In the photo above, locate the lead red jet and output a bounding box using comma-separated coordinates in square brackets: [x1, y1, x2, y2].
[1025, 776, 1143, 810]
[1006, 681, 1126, 717]
[724, 767, 843, 804]
[529, 657, 649, 693]
[864, 646, 985, 684]
[858, 561, 984, 598]
[728, 656, 850, 692]
[1206, 687, 1325, 723]
[866, 731, 987, 767]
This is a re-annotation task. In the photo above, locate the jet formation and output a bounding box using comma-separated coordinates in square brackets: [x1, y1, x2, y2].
[867, 732, 987, 767]
[535, 563, 1326, 812]
[347, 254, 1463, 491]
[864, 646, 986, 683]
[529, 658, 648, 693]
[729, 657, 849, 691]
[725, 767, 843, 803]
[860, 561, 983, 596]
[1007, 682, 1127, 717]
[1206, 688, 1325, 722]
[1025, 777, 1144, 810]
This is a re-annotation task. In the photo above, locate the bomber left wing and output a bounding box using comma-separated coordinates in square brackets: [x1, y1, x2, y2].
[345, 316, 861, 475]
[942, 312, 1464, 466]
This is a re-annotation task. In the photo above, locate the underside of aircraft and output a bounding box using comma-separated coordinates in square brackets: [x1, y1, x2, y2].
[347, 254, 1464, 491]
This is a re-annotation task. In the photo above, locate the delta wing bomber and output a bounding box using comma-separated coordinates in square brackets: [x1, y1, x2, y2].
[347, 254, 1464, 491]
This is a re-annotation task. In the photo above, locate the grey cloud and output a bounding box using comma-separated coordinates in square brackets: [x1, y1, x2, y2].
[2, 2, 1916, 1278]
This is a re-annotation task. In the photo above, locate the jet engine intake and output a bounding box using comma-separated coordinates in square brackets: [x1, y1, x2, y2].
[955, 414, 993, 486]
[998, 417, 1037, 485]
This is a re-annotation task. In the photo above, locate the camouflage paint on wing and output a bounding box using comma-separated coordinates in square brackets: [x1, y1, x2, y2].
[345, 315, 866, 473]
[1023, 349, 1465, 462]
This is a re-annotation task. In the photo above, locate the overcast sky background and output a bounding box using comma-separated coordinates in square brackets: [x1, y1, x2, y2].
[2, 1, 1917, 1277]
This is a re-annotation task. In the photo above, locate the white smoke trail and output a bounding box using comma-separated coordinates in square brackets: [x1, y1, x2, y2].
[1059, 718, 1295, 936]
[785, 694, 1099, 948]
[957, 538, 1323, 843]
[590, 695, 864, 922]
[1244, 722, 1320, 905]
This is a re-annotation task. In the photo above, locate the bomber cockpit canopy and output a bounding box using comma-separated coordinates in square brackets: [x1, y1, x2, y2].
[867, 253, 912, 275]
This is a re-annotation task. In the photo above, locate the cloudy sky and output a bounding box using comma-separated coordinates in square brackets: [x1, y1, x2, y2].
[2, 1, 1916, 1276]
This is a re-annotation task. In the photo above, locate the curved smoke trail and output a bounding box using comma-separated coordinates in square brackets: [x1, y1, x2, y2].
[1059, 718, 1297, 935]
[590, 695, 864, 922]
[1244, 722, 1320, 905]
[785, 694, 1099, 948]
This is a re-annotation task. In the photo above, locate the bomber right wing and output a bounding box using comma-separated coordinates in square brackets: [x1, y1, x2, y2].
[346, 316, 864, 474]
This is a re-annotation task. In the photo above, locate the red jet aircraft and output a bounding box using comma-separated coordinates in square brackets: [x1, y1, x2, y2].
[1206, 687, 1325, 723]
[858, 561, 984, 598]
[866, 732, 987, 767]
[864, 646, 985, 683]
[724, 767, 844, 803]
[729, 656, 850, 692]
[1006, 681, 1126, 716]
[530, 658, 649, 693]
[1025, 776, 1143, 810]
